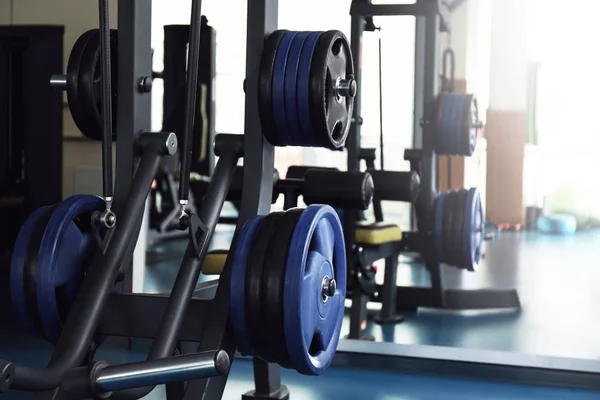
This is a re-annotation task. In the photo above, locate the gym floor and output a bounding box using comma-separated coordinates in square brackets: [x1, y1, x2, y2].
[2, 229, 600, 398]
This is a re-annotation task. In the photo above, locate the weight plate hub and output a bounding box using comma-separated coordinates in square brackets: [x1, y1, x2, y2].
[258, 30, 355, 149]
[67, 29, 118, 141]
[10, 195, 103, 343]
[432, 188, 483, 271]
[229, 205, 346, 375]
[435, 93, 478, 156]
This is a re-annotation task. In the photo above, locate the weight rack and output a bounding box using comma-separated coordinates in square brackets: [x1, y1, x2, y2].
[346, 0, 520, 333]
[0, 1, 289, 399]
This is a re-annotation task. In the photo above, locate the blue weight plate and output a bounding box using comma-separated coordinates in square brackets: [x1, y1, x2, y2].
[229, 216, 264, 356]
[283, 32, 310, 147]
[439, 93, 455, 155]
[462, 188, 483, 271]
[445, 93, 460, 155]
[297, 32, 323, 146]
[436, 93, 448, 153]
[284, 205, 346, 375]
[433, 192, 446, 262]
[36, 195, 104, 343]
[453, 94, 467, 155]
[272, 31, 299, 146]
[10, 206, 51, 333]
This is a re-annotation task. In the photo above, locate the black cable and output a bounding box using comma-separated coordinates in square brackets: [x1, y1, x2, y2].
[377, 30, 384, 170]
[98, 0, 113, 207]
[177, 0, 203, 208]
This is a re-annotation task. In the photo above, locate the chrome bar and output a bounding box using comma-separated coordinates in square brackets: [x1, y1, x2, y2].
[95, 350, 229, 393]
[49, 74, 67, 91]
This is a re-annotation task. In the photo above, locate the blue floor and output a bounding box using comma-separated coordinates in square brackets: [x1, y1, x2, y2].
[2, 229, 600, 398]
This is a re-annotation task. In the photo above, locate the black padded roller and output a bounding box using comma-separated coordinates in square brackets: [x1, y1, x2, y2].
[285, 165, 338, 180]
[370, 170, 420, 203]
[303, 170, 374, 210]
[227, 167, 280, 202]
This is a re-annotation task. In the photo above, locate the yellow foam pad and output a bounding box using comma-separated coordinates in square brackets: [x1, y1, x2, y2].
[172, 171, 204, 182]
[202, 250, 228, 275]
[354, 222, 402, 245]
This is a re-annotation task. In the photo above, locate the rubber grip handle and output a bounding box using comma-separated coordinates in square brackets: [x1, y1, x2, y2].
[303, 170, 374, 210]
[370, 170, 420, 203]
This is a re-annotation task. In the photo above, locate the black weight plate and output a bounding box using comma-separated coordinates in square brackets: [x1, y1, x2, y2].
[260, 208, 303, 367]
[442, 190, 456, 265]
[67, 30, 99, 139]
[245, 212, 284, 362]
[258, 30, 288, 146]
[23, 205, 59, 338]
[309, 30, 354, 149]
[450, 189, 468, 268]
[79, 30, 118, 141]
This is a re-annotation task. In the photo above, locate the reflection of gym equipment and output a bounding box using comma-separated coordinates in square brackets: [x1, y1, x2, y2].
[1, 1, 358, 398]
[0, 26, 64, 274]
[345, 0, 520, 340]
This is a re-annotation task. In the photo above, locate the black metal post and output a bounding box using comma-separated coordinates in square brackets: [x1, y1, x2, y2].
[114, 0, 153, 287]
[180, 1, 281, 399]
[348, 0, 367, 173]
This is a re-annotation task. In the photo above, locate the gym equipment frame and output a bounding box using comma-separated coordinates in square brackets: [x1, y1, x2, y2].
[0, 1, 289, 399]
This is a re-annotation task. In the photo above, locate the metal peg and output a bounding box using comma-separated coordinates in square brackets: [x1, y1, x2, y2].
[321, 276, 336, 302]
[50, 74, 67, 91]
[335, 77, 357, 101]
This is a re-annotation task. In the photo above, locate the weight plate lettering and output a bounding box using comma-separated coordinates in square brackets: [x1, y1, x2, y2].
[284, 205, 346, 375]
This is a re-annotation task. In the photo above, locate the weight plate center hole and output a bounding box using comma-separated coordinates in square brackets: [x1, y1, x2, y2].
[331, 121, 343, 142]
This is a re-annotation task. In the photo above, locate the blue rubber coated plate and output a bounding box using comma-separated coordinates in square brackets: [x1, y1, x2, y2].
[230, 216, 264, 356]
[462, 188, 483, 271]
[297, 31, 323, 147]
[453, 94, 466, 155]
[447, 93, 461, 155]
[36, 195, 103, 343]
[284, 205, 346, 375]
[433, 192, 446, 262]
[272, 32, 299, 146]
[437, 94, 449, 153]
[448, 93, 459, 155]
[10, 206, 51, 333]
[283, 32, 310, 147]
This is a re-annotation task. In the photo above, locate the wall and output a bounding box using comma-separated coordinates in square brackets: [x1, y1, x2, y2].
[0, 0, 11, 24]
[485, 0, 537, 225]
